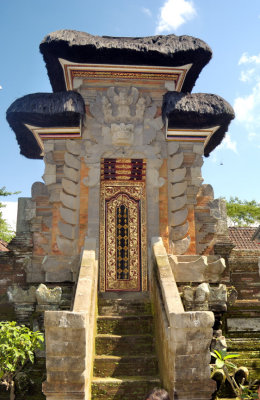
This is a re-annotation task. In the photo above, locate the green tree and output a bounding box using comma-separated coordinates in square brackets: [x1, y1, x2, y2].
[226, 197, 260, 226]
[0, 187, 19, 243]
[0, 321, 44, 400]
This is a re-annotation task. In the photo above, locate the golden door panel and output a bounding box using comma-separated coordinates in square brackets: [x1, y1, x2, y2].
[100, 160, 147, 292]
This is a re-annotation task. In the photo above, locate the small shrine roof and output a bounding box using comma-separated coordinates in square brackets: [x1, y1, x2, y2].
[163, 91, 235, 156]
[6, 91, 85, 159]
[40, 29, 212, 93]
[229, 227, 260, 250]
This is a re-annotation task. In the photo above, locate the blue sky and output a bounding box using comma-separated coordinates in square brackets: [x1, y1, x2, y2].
[1, 0, 260, 226]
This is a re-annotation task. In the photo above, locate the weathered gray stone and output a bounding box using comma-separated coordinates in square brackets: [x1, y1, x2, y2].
[56, 235, 76, 255]
[195, 283, 210, 302]
[43, 142, 54, 152]
[209, 284, 227, 303]
[44, 163, 56, 176]
[169, 195, 187, 211]
[64, 165, 79, 182]
[31, 181, 49, 198]
[170, 221, 189, 241]
[168, 142, 179, 155]
[62, 178, 78, 196]
[168, 152, 184, 170]
[60, 191, 78, 210]
[44, 151, 54, 164]
[183, 286, 194, 302]
[169, 181, 187, 198]
[36, 284, 62, 305]
[58, 221, 76, 239]
[169, 208, 188, 227]
[200, 184, 214, 198]
[170, 168, 186, 183]
[7, 285, 36, 304]
[43, 175, 56, 186]
[16, 198, 36, 233]
[169, 255, 207, 282]
[205, 258, 226, 282]
[64, 152, 80, 170]
[193, 143, 204, 154]
[60, 207, 78, 225]
[193, 154, 204, 167]
[227, 318, 260, 332]
[172, 236, 190, 254]
[66, 140, 81, 156]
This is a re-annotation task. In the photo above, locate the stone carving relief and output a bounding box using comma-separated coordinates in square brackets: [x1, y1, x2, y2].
[168, 142, 204, 255]
[182, 282, 227, 312]
[168, 143, 190, 254]
[195, 184, 223, 254]
[57, 140, 81, 256]
[85, 86, 164, 156]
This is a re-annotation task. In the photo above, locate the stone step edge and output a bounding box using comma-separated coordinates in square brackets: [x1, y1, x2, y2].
[96, 333, 154, 339]
[92, 376, 160, 384]
[97, 315, 153, 320]
[94, 354, 157, 361]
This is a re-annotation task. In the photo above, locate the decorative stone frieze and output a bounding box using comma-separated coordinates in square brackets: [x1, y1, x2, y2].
[169, 254, 226, 283]
[195, 184, 224, 254]
[7, 285, 36, 325]
[7, 284, 36, 304]
[167, 144, 189, 254]
[182, 283, 227, 311]
[36, 283, 62, 311]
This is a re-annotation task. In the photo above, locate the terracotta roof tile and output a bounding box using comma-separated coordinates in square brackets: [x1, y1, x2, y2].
[229, 227, 260, 250]
[0, 239, 9, 252]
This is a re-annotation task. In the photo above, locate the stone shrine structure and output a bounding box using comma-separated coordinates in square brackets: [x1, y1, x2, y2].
[2, 30, 242, 400]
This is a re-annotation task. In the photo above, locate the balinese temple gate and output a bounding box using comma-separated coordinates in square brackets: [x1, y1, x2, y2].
[6, 30, 234, 400]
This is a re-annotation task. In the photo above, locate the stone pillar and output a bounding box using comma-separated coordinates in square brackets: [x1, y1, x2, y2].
[42, 311, 87, 400]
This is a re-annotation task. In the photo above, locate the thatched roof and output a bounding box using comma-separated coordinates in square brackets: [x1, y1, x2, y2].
[162, 91, 235, 156]
[6, 91, 85, 159]
[40, 29, 212, 93]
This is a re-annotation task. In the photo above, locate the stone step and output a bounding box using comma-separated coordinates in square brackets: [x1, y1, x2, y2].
[93, 354, 158, 377]
[97, 315, 153, 335]
[91, 376, 160, 400]
[226, 338, 260, 351]
[98, 293, 152, 316]
[95, 334, 155, 356]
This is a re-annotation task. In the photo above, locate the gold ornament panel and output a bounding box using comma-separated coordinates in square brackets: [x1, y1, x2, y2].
[100, 181, 147, 292]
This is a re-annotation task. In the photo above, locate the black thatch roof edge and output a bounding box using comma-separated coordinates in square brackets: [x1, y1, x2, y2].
[39, 29, 212, 93]
[162, 91, 235, 156]
[6, 91, 85, 159]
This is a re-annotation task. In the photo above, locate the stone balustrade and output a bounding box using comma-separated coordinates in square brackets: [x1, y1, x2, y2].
[43, 238, 98, 400]
[151, 237, 216, 400]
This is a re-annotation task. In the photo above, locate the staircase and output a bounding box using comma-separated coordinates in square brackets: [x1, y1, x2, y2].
[91, 292, 160, 400]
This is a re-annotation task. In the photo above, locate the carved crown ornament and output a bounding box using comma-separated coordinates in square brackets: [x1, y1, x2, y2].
[88, 86, 163, 147]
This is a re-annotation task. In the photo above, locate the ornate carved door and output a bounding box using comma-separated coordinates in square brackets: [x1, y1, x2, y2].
[99, 159, 147, 292]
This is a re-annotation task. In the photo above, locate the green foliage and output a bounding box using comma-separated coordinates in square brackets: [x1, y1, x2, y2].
[226, 197, 260, 226]
[0, 321, 44, 394]
[211, 349, 239, 370]
[239, 383, 258, 400]
[211, 350, 258, 400]
[0, 187, 20, 243]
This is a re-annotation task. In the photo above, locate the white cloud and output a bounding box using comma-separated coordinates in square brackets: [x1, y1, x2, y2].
[219, 134, 238, 154]
[234, 81, 260, 125]
[1, 202, 18, 230]
[155, 0, 196, 33]
[142, 7, 152, 17]
[239, 52, 260, 65]
[239, 68, 256, 83]
[0, 85, 2, 90]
